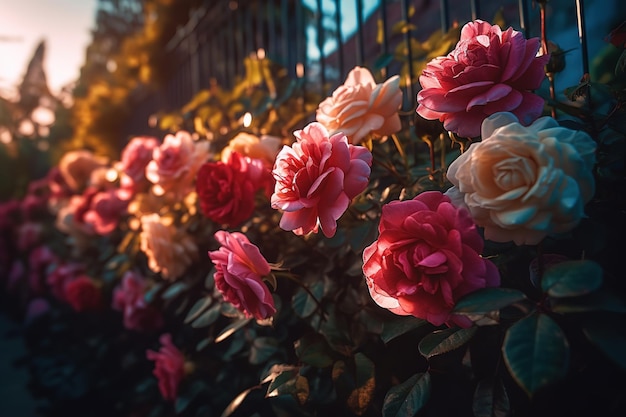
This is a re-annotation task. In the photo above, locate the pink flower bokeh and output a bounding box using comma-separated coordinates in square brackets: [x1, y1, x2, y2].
[146, 333, 185, 401]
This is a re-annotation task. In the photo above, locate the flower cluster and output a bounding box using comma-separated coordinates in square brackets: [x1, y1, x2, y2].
[1, 16, 622, 417]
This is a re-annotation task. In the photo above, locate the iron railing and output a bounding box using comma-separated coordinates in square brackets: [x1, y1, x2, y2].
[124, 0, 617, 137]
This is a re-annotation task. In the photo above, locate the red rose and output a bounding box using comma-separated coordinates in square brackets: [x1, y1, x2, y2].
[196, 152, 268, 227]
[362, 191, 500, 327]
[208, 230, 275, 320]
[64, 276, 103, 312]
[146, 333, 185, 401]
[47, 262, 85, 301]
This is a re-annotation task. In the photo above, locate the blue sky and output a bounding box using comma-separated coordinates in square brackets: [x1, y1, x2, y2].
[0, 0, 96, 97]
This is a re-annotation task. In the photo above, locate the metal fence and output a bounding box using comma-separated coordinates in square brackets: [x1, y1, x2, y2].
[125, 0, 620, 136]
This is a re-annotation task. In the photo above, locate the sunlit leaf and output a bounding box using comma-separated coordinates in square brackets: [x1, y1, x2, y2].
[502, 313, 569, 397]
[221, 387, 254, 417]
[541, 260, 603, 297]
[418, 326, 477, 359]
[215, 318, 251, 343]
[382, 372, 431, 417]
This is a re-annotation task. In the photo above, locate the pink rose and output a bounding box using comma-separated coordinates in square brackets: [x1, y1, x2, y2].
[139, 214, 197, 280]
[316, 66, 402, 144]
[145, 131, 209, 197]
[362, 191, 500, 327]
[112, 271, 163, 332]
[119, 136, 159, 193]
[445, 112, 597, 245]
[28, 246, 58, 295]
[196, 152, 270, 227]
[271, 122, 372, 238]
[146, 333, 185, 401]
[208, 231, 275, 320]
[17, 222, 43, 251]
[416, 20, 550, 138]
[47, 262, 85, 302]
[64, 276, 103, 312]
[24, 298, 51, 324]
[83, 188, 129, 235]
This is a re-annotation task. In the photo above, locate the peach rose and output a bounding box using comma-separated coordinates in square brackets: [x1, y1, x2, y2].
[58, 150, 108, 192]
[271, 122, 372, 238]
[139, 214, 198, 280]
[118, 136, 159, 193]
[145, 131, 209, 197]
[417, 20, 549, 138]
[316, 66, 402, 144]
[446, 112, 597, 245]
[222, 132, 282, 167]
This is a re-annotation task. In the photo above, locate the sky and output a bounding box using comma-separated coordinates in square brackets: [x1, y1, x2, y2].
[0, 0, 97, 98]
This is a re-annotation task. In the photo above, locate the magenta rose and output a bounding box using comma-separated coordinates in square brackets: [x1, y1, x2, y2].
[416, 20, 549, 138]
[119, 136, 159, 193]
[146, 333, 186, 401]
[28, 246, 58, 295]
[112, 271, 163, 332]
[196, 152, 268, 227]
[271, 122, 372, 238]
[362, 191, 500, 327]
[64, 276, 103, 312]
[208, 231, 275, 320]
[83, 188, 130, 235]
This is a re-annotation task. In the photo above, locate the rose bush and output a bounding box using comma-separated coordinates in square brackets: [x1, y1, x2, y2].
[445, 112, 597, 245]
[416, 20, 550, 138]
[316, 66, 402, 144]
[112, 271, 163, 332]
[208, 230, 275, 320]
[363, 191, 500, 327]
[271, 122, 372, 237]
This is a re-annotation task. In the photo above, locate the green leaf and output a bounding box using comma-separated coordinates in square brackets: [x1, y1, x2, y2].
[294, 333, 334, 368]
[502, 313, 569, 397]
[249, 337, 279, 365]
[541, 260, 603, 297]
[582, 318, 626, 370]
[161, 282, 189, 300]
[551, 289, 626, 314]
[221, 387, 254, 417]
[382, 372, 431, 417]
[191, 304, 221, 328]
[381, 316, 428, 344]
[418, 327, 477, 359]
[453, 288, 527, 314]
[472, 378, 510, 417]
[347, 353, 376, 416]
[291, 281, 324, 318]
[184, 296, 213, 324]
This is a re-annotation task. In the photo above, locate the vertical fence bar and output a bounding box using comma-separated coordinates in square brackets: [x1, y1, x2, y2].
[236, 3, 244, 74]
[334, 0, 344, 78]
[440, 0, 450, 32]
[518, 0, 530, 38]
[575, 0, 590, 77]
[379, 0, 389, 77]
[401, 0, 414, 110]
[295, 0, 304, 72]
[281, 0, 291, 76]
[316, 0, 326, 91]
[268, 0, 276, 57]
[256, 0, 264, 51]
[470, 0, 480, 21]
[355, 0, 365, 65]
[228, 5, 237, 77]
